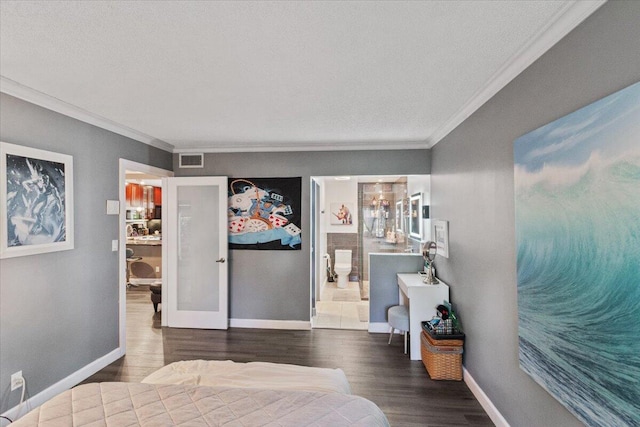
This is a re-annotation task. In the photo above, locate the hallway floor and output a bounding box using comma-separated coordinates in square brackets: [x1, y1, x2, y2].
[313, 281, 369, 330]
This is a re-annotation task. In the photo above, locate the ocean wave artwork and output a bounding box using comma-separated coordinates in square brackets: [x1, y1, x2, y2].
[514, 81, 640, 426]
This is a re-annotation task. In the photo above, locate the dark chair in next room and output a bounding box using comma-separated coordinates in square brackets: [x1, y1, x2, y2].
[150, 283, 162, 312]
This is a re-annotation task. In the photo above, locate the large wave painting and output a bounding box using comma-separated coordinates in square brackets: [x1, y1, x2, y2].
[514, 82, 640, 426]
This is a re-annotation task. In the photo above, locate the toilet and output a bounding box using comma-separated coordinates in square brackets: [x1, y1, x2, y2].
[334, 249, 352, 289]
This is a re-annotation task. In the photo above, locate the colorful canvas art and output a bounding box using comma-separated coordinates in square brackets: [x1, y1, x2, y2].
[514, 82, 640, 426]
[228, 177, 301, 250]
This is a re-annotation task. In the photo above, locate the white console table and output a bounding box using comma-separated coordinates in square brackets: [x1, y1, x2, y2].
[397, 273, 450, 360]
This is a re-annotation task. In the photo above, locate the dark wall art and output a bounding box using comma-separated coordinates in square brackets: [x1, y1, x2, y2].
[228, 177, 301, 250]
[1, 142, 74, 258]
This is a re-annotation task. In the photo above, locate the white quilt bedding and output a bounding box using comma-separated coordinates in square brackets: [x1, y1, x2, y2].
[12, 382, 390, 426]
[142, 360, 352, 395]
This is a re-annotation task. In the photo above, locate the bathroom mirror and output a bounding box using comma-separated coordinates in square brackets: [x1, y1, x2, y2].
[395, 200, 403, 232]
[409, 193, 422, 240]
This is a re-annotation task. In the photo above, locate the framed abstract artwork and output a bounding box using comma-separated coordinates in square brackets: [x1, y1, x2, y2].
[1, 142, 74, 258]
[514, 82, 640, 426]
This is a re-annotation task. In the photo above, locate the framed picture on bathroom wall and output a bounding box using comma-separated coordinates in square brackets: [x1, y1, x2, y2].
[1, 141, 74, 259]
[409, 193, 422, 240]
[330, 203, 353, 225]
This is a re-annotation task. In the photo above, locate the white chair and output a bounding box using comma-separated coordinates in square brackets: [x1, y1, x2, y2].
[387, 305, 410, 354]
[125, 248, 142, 288]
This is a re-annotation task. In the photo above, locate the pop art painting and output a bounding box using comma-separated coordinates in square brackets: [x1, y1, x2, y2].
[228, 177, 301, 250]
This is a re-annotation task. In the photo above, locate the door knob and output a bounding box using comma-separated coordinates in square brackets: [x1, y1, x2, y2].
[216, 257, 226, 263]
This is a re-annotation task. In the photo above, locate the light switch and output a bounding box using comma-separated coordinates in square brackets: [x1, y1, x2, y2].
[112, 240, 118, 251]
[106, 200, 120, 215]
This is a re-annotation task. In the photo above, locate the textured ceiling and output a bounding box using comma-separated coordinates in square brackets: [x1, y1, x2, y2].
[0, 1, 603, 153]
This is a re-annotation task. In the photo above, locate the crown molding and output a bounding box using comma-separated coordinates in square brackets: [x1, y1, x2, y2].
[174, 139, 430, 154]
[0, 75, 428, 154]
[427, 0, 606, 147]
[0, 76, 174, 153]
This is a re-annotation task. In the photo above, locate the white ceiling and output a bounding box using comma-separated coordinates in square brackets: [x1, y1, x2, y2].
[0, 1, 604, 153]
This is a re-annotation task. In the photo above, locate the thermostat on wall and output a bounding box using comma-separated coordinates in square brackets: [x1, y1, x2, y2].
[106, 200, 120, 215]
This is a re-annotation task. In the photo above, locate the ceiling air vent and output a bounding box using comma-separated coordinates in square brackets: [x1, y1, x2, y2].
[179, 153, 204, 168]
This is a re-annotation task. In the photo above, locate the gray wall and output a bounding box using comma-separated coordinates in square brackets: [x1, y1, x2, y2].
[430, 2, 640, 426]
[0, 94, 172, 411]
[369, 254, 423, 323]
[175, 150, 430, 321]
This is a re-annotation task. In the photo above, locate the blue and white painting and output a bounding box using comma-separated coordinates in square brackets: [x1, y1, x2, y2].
[514, 82, 640, 427]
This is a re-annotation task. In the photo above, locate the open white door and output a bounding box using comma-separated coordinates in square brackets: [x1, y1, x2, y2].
[164, 176, 228, 329]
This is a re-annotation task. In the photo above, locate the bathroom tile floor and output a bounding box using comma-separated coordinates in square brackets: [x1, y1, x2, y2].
[313, 281, 369, 330]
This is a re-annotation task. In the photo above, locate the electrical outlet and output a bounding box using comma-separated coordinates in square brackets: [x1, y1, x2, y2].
[155, 266, 160, 273]
[11, 371, 23, 391]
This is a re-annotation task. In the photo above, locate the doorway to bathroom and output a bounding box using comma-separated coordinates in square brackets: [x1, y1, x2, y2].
[310, 175, 429, 330]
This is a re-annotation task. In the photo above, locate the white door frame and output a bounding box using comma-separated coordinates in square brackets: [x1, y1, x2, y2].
[118, 159, 173, 353]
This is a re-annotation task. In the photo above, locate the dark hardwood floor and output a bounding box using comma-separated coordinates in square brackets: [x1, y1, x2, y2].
[83, 288, 493, 426]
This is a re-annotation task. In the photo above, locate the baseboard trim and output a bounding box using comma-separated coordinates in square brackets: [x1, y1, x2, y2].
[463, 366, 510, 427]
[368, 322, 390, 333]
[1, 348, 123, 422]
[229, 318, 311, 330]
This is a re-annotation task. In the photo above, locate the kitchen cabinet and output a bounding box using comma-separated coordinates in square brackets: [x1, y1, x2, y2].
[126, 184, 162, 219]
[126, 183, 144, 207]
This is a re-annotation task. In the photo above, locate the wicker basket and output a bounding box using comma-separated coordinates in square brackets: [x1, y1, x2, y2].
[420, 331, 463, 381]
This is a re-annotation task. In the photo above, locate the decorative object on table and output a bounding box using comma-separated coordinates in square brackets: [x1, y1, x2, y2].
[421, 241, 439, 284]
[443, 300, 462, 333]
[227, 177, 301, 250]
[432, 220, 449, 258]
[514, 81, 640, 427]
[436, 304, 449, 319]
[422, 320, 465, 338]
[424, 300, 463, 337]
[1, 142, 74, 259]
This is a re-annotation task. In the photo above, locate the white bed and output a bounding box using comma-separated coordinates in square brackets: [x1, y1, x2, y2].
[12, 361, 389, 426]
[12, 382, 389, 426]
[142, 360, 352, 394]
